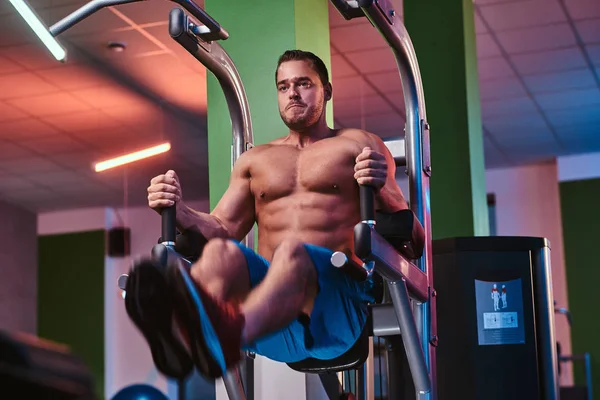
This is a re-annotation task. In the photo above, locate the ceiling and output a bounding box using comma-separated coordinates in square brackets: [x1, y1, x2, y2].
[0, 0, 598, 213]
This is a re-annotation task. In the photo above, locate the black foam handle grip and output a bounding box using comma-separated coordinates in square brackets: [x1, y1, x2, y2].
[162, 206, 177, 243]
[360, 185, 375, 221]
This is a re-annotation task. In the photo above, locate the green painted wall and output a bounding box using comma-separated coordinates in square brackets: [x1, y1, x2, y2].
[205, 0, 332, 210]
[38, 230, 105, 399]
[404, 0, 489, 239]
[559, 178, 600, 392]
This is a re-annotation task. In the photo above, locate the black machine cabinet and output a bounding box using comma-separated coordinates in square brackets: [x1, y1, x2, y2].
[432, 236, 559, 400]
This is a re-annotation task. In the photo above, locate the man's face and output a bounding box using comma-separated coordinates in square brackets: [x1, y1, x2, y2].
[276, 60, 330, 130]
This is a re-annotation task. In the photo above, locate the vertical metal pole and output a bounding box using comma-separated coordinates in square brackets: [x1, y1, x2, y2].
[533, 246, 559, 400]
[358, 5, 436, 399]
[355, 363, 367, 400]
[584, 353, 593, 400]
[223, 366, 247, 400]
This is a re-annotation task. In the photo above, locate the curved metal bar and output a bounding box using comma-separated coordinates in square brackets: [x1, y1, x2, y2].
[358, 1, 435, 399]
[49, 0, 228, 40]
[49, 0, 142, 36]
[168, 8, 253, 169]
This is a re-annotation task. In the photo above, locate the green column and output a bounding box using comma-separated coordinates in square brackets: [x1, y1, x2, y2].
[205, 0, 332, 210]
[559, 178, 600, 391]
[404, 0, 489, 239]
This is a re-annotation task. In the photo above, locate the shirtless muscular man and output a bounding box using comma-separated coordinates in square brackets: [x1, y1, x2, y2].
[125, 50, 424, 379]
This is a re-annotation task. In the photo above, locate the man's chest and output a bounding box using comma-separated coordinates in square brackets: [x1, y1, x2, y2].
[249, 139, 363, 200]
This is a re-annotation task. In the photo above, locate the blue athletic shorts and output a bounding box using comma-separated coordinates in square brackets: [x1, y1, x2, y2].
[234, 241, 374, 363]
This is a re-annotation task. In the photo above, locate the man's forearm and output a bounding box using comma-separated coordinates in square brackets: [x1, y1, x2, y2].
[175, 202, 230, 239]
[376, 185, 409, 213]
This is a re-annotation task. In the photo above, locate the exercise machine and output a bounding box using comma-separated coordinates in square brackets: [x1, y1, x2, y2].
[43, 0, 436, 399]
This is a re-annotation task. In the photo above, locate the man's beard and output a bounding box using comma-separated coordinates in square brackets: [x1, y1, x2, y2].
[280, 104, 322, 131]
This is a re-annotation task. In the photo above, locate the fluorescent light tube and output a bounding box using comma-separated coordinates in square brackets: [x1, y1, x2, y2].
[8, 0, 67, 61]
[94, 142, 171, 172]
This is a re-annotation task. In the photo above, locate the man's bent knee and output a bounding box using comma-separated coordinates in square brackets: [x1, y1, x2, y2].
[191, 238, 246, 282]
[273, 238, 309, 263]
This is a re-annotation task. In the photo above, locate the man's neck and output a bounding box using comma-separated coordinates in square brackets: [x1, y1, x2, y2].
[286, 120, 334, 148]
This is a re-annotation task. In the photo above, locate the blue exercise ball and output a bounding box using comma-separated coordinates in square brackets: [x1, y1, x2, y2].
[111, 384, 169, 400]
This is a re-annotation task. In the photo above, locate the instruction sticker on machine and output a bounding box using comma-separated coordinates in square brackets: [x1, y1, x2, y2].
[474, 278, 525, 346]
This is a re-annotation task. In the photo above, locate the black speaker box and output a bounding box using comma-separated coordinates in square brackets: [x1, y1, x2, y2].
[107, 227, 131, 257]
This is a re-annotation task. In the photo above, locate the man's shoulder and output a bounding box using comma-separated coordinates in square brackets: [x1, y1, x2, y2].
[337, 128, 382, 145]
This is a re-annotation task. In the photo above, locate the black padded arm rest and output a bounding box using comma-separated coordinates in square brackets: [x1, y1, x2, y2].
[375, 209, 425, 259]
[158, 227, 208, 262]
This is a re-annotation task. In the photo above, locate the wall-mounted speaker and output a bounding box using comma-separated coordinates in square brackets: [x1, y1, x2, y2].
[107, 227, 131, 257]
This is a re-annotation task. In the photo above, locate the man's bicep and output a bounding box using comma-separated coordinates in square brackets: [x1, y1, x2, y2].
[210, 167, 255, 240]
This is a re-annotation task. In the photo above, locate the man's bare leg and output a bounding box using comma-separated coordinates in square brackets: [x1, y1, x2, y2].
[189, 238, 251, 304]
[240, 239, 319, 344]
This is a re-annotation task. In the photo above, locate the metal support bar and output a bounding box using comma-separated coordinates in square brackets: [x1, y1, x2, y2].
[388, 280, 431, 397]
[49, 0, 228, 40]
[355, 223, 428, 302]
[370, 303, 401, 337]
[560, 353, 594, 400]
[356, 0, 436, 398]
[223, 366, 247, 400]
[533, 246, 560, 400]
[49, 0, 142, 36]
[355, 363, 367, 400]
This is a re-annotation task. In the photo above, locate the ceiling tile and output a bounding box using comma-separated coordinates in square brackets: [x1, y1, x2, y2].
[8, 92, 92, 117]
[481, 96, 538, 118]
[0, 119, 60, 141]
[27, 169, 93, 186]
[19, 134, 91, 154]
[34, 65, 112, 91]
[525, 68, 598, 93]
[330, 76, 376, 100]
[484, 112, 549, 134]
[44, 150, 104, 170]
[366, 71, 403, 93]
[2, 42, 79, 71]
[495, 131, 558, 150]
[476, 34, 502, 58]
[70, 85, 146, 109]
[70, 25, 163, 58]
[333, 94, 395, 119]
[331, 54, 358, 79]
[555, 123, 600, 138]
[0, 56, 24, 75]
[546, 104, 600, 127]
[588, 44, 600, 65]
[344, 48, 398, 74]
[0, 174, 38, 191]
[0, 72, 60, 100]
[113, 0, 174, 25]
[41, 109, 123, 134]
[0, 157, 61, 173]
[511, 47, 587, 75]
[383, 91, 406, 112]
[331, 23, 388, 53]
[474, 11, 487, 34]
[575, 18, 600, 44]
[496, 23, 577, 54]
[1, 187, 59, 203]
[100, 103, 168, 133]
[478, 57, 515, 81]
[564, 0, 600, 19]
[0, 140, 36, 160]
[340, 112, 404, 133]
[0, 14, 38, 47]
[0, 102, 28, 122]
[478, 0, 566, 31]
[535, 87, 600, 110]
[479, 77, 527, 100]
